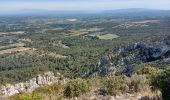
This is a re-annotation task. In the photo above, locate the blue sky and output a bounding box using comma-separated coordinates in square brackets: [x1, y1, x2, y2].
[0, 0, 170, 11]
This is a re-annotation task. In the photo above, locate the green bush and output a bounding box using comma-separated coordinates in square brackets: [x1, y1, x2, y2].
[103, 76, 128, 96]
[127, 75, 148, 93]
[34, 84, 64, 100]
[9, 84, 64, 100]
[64, 78, 91, 98]
[153, 67, 170, 100]
[9, 92, 42, 100]
[103, 75, 148, 96]
[137, 66, 158, 76]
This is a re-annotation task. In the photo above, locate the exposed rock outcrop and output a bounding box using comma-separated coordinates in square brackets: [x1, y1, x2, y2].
[0, 71, 68, 98]
[85, 37, 170, 77]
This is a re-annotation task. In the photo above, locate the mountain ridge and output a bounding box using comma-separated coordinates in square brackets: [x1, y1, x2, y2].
[0, 8, 170, 15]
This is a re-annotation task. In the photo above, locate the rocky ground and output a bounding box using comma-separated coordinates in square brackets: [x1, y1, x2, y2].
[66, 89, 162, 100]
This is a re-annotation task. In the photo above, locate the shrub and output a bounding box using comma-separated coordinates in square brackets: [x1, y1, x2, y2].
[34, 84, 64, 95]
[102, 75, 148, 96]
[127, 75, 148, 93]
[34, 84, 64, 100]
[9, 92, 42, 100]
[10, 84, 64, 100]
[103, 76, 128, 96]
[137, 66, 158, 76]
[64, 78, 90, 98]
[152, 67, 170, 100]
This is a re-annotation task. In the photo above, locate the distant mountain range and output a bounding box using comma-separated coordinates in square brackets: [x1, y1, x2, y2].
[0, 8, 170, 16]
[102, 8, 170, 17]
[0, 9, 101, 15]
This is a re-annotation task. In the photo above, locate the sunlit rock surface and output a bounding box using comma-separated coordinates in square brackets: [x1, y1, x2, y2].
[0, 71, 68, 98]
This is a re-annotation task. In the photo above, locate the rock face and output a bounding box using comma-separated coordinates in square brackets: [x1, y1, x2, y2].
[86, 37, 170, 77]
[134, 44, 170, 62]
[164, 58, 170, 64]
[0, 71, 68, 98]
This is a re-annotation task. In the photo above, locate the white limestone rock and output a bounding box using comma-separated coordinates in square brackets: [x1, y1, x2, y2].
[0, 71, 67, 98]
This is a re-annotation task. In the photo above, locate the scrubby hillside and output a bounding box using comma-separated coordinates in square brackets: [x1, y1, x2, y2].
[1, 36, 170, 100]
[0, 10, 170, 100]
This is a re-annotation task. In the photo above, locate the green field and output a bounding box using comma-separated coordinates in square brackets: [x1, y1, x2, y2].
[97, 34, 119, 40]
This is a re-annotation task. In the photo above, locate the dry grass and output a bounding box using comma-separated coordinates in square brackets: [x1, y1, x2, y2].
[0, 31, 25, 36]
[0, 47, 32, 55]
[97, 34, 119, 40]
[47, 52, 67, 58]
[113, 20, 160, 29]
[132, 20, 160, 24]
[70, 28, 102, 36]
[0, 43, 25, 50]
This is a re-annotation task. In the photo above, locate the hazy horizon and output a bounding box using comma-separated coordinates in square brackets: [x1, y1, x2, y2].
[0, 0, 170, 11]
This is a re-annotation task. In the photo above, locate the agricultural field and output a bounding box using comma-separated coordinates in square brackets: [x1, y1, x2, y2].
[97, 34, 119, 40]
[0, 31, 25, 36]
[0, 12, 170, 84]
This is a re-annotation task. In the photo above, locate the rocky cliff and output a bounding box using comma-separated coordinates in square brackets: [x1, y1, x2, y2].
[83, 36, 170, 77]
[0, 71, 68, 98]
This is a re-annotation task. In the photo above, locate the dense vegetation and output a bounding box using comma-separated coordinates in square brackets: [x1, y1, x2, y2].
[153, 66, 170, 100]
[64, 79, 90, 98]
[0, 11, 170, 99]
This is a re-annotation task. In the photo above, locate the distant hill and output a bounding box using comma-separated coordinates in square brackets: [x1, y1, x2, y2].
[0, 8, 170, 17]
[103, 8, 157, 13]
[0, 9, 101, 15]
[103, 8, 170, 17]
